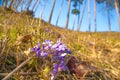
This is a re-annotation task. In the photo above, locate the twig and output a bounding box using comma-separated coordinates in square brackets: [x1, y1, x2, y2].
[2, 57, 33, 80]
[0, 36, 9, 57]
[0, 72, 38, 76]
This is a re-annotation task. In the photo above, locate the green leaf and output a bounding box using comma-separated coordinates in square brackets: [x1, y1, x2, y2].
[72, 9, 80, 15]
[6, 59, 14, 65]
[29, 59, 36, 66]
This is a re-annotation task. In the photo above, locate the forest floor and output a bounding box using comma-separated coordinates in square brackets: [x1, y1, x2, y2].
[0, 7, 120, 80]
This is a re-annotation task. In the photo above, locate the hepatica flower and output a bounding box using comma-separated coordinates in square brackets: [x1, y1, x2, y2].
[42, 40, 53, 46]
[31, 39, 71, 80]
[40, 51, 48, 57]
[52, 40, 71, 53]
[31, 43, 40, 52]
[51, 61, 66, 79]
[59, 60, 66, 71]
[42, 40, 53, 50]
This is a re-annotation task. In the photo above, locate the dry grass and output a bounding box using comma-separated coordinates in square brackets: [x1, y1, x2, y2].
[0, 7, 120, 80]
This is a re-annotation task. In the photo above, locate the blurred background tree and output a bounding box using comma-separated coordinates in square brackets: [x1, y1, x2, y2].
[0, 0, 119, 32]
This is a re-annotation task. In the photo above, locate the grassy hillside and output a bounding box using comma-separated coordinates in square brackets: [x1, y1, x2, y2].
[0, 7, 120, 80]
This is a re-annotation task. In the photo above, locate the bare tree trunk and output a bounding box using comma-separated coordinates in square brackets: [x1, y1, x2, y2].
[5, 0, 8, 8]
[15, 0, 23, 10]
[56, 0, 64, 26]
[48, 0, 56, 23]
[32, 0, 38, 11]
[77, 2, 80, 31]
[9, 0, 14, 9]
[106, 1, 111, 31]
[72, 14, 77, 30]
[114, 0, 120, 31]
[77, 0, 87, 31]
[66, 0, 71, 29]
[107, 8, 111, 31]
[21, 0, 25, 11]
[94, 0, 97, 32]
[3, 0, 8, 8]
[2, 0, 4, 6]
[26, 0, 32, 11]
[88, 0, 91, 32]
[12, 0, 17, 9]
[40, 0, 48, 19]
[34, 0, 41, 12]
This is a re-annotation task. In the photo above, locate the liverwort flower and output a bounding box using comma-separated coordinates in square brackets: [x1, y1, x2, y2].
[31, 43, 40, 52]
[65, 48, 71, 54]
[59, 53, 67, 60]
[42, 40, 53, 50]
[52, 39, 62, 49]
[31, 43, 42, 57]
[40, 51, 48, 57]
[59, 60, 66, 71]
[52, 63, 59, 75]
[60, 53, 67, 57]
[31, 39, 71, 80]
[45, 28, 50, 32]
[51, 61, 66, 80]
[53, 42, 65, 52]
[57, 44, 66, 51]
[44, 45, 51, 50]
[43, 40, 53, 46]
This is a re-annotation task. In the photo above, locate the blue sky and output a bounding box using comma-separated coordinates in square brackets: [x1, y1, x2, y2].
[0, 0, 119, 32]
[0, 0, 2, 5]
[34, 0, 119, 32]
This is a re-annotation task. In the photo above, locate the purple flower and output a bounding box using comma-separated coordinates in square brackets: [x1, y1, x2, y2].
[37, 51, 41, 57]
[53, 43, 66, 52]
[56, 44, 66, 51]
[45, 28, 50, 32]
[59, 61, 66, 71]
[59, 53, 67, 60]
[52, 63, 59, 75]
[53, 63, 59, 68]
[52, 68, 58, 75]
[52, 40, 71, 54]
[65, 48, 71, 54]
[31, 43, 40, 52]
[31, 39, 71, 80]
[44, 45, 51, 50]
[40, 51, 48, 57]
[42, 40, 53, 50]
[43, 40, 53, 46]
[52, 40, 62, 49]
[60, 53, 67, 57]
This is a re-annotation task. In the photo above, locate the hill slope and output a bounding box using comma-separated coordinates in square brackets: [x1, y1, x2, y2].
[0, 7, 120, 80]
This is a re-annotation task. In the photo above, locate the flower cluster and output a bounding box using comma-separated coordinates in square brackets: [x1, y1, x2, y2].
[31, 39, 71, 80]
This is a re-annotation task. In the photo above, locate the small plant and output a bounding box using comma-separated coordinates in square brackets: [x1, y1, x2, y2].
[31, 39, 71, 80]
